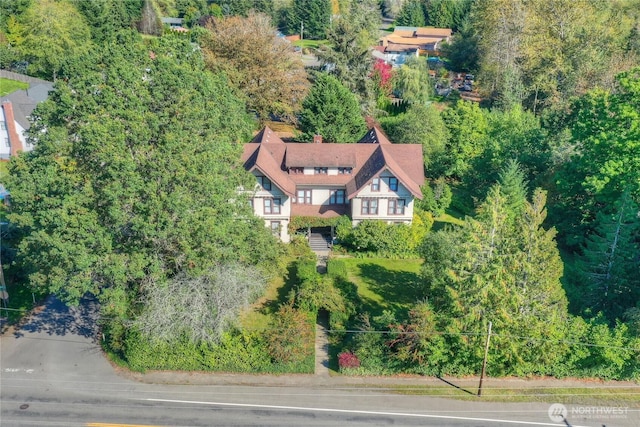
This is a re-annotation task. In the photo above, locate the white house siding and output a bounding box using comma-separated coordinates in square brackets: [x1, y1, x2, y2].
[1, 106, 32, 159]
[351, 172, 414, 225]
[251, 172, 292, 242]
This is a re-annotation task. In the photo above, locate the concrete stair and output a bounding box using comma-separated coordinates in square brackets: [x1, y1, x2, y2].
[309, 233, 331, 251]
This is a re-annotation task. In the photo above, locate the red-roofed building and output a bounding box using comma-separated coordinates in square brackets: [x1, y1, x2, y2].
[242, 126, 425, 242]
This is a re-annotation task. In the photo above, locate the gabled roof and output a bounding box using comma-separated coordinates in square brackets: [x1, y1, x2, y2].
[242, 127, 425, 200]
[250, 125, 285, 144]
[345, 144, 424, 199]
[243, 143, 296, 196]
[358, 126, 392, 144]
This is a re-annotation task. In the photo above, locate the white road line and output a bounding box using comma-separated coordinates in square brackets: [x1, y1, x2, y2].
[143, 398, 592, 427]
[3, 368, 34, 373]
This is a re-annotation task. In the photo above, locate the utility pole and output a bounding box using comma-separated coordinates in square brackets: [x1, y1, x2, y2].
[477, 321, 492, 397]
[300, 21, 304, 41]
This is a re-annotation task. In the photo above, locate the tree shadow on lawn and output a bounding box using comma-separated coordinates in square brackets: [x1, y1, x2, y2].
[356, 263, 423, 317]
[261, 262, 298, 315]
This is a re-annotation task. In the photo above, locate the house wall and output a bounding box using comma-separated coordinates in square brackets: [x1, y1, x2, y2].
[251, 172, 291, 242]
[351, 171, 414, 225]
[0, 111, 29, 159]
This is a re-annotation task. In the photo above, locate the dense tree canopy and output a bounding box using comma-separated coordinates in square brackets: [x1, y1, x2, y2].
[285, 0, 331, 39]
[201, 13, 309, 123]
[552, 67, 640, 248]
[6, 32, 279, 326]
[470, 0, 640, 112]
[420, 182, 570, 375]
[16, 0, 93, 80]
[380, 103, 448, 170]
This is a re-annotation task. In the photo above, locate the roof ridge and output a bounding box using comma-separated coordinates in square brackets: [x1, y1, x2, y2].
[379, 145, 423, 199]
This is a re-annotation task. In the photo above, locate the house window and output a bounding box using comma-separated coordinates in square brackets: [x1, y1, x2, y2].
[361, 198, 378, 215]
[330, 189, 345, 204]
[296, 189, 312, 204]
[264, 197, 281, 214]
[389, 177, 398, 191]
[260, 176, 272, 191]
[289, 167, 304, 174]
[4, 138, 9, 148]
[371, 178, 380, 192]
[0, 121, 6, 130]
[388, 199, 405, 215]
[270, 221, 281, 236]
[314, 167, 328, 175]
[338, 167, 352, 174]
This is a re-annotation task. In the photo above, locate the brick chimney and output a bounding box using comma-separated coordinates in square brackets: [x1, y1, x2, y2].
[313, 134, 323, 144]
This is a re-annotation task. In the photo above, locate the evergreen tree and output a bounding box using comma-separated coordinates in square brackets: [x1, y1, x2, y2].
[74, 0, 143, 42]
[497, 159, 528, 221]
[317, 15, 375, 114]
[287, 0, 331, 40]
[395, 0, 426, 27]
[299, 73, 367, 142]
[420, 184, 569, 375]
[575, 192, 640, 323]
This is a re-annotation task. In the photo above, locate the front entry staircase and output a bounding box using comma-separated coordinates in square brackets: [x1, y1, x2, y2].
[309, 232, 332, 252]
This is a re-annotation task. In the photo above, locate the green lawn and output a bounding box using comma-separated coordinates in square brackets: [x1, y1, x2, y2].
[292, 39, 330, 50]
[0, 78, 28, 96]
[340, 258, 423, 319]
[240, 258, 297, 332]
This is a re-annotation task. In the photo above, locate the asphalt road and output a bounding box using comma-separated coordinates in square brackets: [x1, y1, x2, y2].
[1, 296, 637, 427]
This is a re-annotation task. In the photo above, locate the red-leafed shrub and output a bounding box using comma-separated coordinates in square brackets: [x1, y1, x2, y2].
[338, 351, 361, 369]
[371, 59, 393, 95]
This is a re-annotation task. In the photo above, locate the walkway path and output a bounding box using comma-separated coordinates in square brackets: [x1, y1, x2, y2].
[314, 250, 331, 376]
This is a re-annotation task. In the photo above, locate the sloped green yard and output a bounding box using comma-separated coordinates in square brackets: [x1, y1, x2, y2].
[340, 258, 423, 319]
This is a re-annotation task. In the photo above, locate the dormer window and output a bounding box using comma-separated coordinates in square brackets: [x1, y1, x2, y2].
[389, 177, 398, 191]
[314, 167, 328, 175]
[371, 178, 380, 192]
[338, 167, 352, 174]
[290, 167, 304, 174]
[260, 176, 272, 191]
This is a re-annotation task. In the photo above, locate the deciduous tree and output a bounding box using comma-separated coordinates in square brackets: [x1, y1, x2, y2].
[201, 13, 309, 123]
[379, 103, 448, 170]
[6, 32, 279, 334]
[552, 67, 640, 248]
[19, 0, 93, 80]
[134, 264, 268, 343]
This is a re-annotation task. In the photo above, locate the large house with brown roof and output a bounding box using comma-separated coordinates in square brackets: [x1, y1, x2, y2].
[241, 126, 425, 242]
